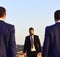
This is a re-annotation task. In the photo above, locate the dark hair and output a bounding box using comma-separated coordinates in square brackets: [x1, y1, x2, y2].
[54, 10, 60, 21]
[29, 27, 34, 31]
[0, 7, 6, 18]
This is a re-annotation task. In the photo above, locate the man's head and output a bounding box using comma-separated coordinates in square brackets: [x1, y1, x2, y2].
[29, 27, 34, 36]
[54, 10, 60, 22]
[0, 7, 6, 19]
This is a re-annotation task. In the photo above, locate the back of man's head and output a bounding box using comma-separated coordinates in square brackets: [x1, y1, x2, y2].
[54, 10, 60, 21]
[29, 27, 34, 31]
[0, 7, 6, 18]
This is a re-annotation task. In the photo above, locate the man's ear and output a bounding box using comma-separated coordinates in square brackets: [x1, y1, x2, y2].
[3, 13, 6, 19]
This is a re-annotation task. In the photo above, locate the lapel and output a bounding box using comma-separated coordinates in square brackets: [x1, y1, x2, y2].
[34, 35, 35, 43]
[28, 36, 31, 45]
[34, 35, 36, 46]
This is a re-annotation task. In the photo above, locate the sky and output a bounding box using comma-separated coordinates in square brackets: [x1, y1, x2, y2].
[0, 0, 60, 46]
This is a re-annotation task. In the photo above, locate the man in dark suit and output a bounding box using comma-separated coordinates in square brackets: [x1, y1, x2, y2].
[0, 7, 16, 57]
[42, 10, 60, 57]
[23, 27, 41, 57]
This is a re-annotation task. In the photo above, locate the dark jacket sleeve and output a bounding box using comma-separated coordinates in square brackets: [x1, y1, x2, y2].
[23, 37, 27, 53]
[8, 26, 16, 57]
[37, 36, 41, 53]
[42, 27, 51, 57]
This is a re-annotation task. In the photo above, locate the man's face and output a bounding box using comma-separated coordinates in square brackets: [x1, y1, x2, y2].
[29, 30, 34, 35]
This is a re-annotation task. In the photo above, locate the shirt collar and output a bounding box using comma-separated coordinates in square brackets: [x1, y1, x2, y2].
[0, 18, 5, 21]
[30, 35, 34, 38]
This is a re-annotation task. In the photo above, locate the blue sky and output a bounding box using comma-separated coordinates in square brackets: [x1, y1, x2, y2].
[0, 0, 60, 46]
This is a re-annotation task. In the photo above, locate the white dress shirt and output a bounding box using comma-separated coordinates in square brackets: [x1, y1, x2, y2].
[30, 35, 36, 51]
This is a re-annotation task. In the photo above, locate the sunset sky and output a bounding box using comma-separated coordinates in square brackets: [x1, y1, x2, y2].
[0, 0, 60, 46]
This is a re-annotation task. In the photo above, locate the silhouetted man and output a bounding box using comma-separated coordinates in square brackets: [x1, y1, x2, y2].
[42, 10, 60, 57]
[23, 27, 41, 57]
[0, 7, 16, 57]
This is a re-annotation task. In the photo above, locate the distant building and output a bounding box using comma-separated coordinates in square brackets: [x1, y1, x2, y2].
[16, 45, 24, 51]
[16, 45, 24, 57]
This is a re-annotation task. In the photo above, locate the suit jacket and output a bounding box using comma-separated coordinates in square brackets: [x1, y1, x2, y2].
[0, 20, 16, 57]
[42, 22, 60, 57]
[23, 35, 41, 54]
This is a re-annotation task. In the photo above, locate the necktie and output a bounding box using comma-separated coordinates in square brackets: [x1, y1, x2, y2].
[31, 36, 34, 48]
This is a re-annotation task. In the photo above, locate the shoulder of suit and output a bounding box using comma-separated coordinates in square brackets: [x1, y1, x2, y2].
[5, 23, 15, 30]
[46, 24, 56, 31]
[34, 35, 39, 37]
[25, 35, 30, 40]
[25, 35, 30, 38]
[46, 24, 55, 29]
[26, 35, 39, 37]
